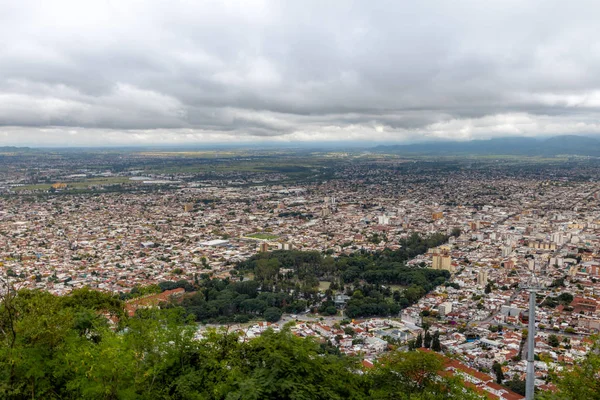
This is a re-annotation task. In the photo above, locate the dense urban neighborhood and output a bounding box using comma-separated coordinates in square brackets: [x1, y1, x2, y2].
[2, 149, 600, 399]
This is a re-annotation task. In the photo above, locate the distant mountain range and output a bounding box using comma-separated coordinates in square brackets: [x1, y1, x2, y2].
[0, 146, 33, 152]
[373, 135, 600, 156]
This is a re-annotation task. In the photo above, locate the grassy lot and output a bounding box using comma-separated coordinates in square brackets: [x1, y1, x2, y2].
[138, 151, 239, 158]
[13, 177, 133, 192]
[245, 232, 279, 240]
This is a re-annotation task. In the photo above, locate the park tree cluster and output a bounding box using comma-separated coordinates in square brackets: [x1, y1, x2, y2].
[232, 233, 451, 321]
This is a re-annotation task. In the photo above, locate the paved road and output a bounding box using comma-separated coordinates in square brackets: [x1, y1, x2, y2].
[522, 328, 530, 360]
[499, 323, 588, 339]
[200, 313, 345, 333]
[468, 289, 522, 328]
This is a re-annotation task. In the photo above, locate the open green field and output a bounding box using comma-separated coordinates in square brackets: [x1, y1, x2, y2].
[245, 232, 279, 240]
[138, 151, 240, 158]
[388, 284, 408, 292]
[148, 160, 325, 175]
[13, 177, 133, 192]
[386, 154, 571, 163]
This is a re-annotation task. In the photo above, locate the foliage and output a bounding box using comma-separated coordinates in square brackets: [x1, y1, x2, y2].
[0, 288, 485, 399]
[368, 351, 483, 399]
[484, 282, 493, 294]
[539, 336, 600, 400]
[158, 279, 195, 292]
[431, 331, 442, 352]
[177, 278, 301, 323]
[424, 330, 432, 349]
[345, 283, 403, 319]
[542, 292, 574, 309]
[548, 334, 560, 348]
[263, 307, 283, 322]
[125, 284, 162, 299]
[237, 233, 450, 287]
[492, 362, 504, 384]
[415, 333, 423, 348]
[504, 375, 526, 396]
[234, 233, 450, 320]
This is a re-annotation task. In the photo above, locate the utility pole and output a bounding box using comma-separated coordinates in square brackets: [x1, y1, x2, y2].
[525, 284, 539, 400]
[521, 263, 541, 400]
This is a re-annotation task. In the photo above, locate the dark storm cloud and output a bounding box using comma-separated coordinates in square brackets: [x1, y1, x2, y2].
[1, 0, 600, 145]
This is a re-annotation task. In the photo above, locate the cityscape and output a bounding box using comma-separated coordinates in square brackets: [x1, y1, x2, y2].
[2, 0, 600, 398]
[2, 149, 600, 398]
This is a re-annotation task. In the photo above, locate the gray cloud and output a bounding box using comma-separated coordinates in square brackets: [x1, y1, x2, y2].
[1, 0, 600, 145]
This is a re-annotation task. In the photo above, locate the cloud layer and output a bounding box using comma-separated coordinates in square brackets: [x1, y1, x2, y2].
[1, 0, 600, 146]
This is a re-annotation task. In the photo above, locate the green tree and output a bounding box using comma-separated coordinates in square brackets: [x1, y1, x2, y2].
[0, 289, 75, 398]
[540, 336, 600, 400]
[505, 375, 526, 396]
[415, 333, 423, 348]
[192, 327, 367, 400]
[558, 292, 573, 305]
[485, 282, 493, 294]
[492, 362, 504, 384]
[263, 307, 282, 322]
[424, 330, 432, 349]
[368, 350, 483, 399]
[432, 331, 442, 352]
[1, 281, 488, 400]
[343, 326, 355, 336]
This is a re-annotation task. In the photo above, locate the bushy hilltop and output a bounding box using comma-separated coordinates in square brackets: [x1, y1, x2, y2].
[0, 288, 484, 400]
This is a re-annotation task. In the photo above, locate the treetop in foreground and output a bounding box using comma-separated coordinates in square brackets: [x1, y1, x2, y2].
[1, 288, 487, 399]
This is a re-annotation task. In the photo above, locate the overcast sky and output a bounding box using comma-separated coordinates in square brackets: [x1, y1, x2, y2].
[1, 0, 600, 146]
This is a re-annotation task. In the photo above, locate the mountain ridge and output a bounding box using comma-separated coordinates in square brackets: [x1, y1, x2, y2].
[372, 135, 600, 156]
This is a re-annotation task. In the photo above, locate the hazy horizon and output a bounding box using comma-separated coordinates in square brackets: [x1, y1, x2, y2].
[4, 133, 600, 151]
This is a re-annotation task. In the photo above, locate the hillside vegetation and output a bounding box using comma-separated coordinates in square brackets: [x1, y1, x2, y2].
[0, 288, 487, 399]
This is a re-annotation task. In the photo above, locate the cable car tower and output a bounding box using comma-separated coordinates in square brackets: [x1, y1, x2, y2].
[518, 259, 545, 400]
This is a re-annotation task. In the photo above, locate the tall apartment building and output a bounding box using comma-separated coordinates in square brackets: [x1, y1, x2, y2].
[258, 242, 269, 253]
[277, 242, 293, 250]
[377, 214, 390, 225]
[432, 252, 453, 272]
[477, 270, 488, 286]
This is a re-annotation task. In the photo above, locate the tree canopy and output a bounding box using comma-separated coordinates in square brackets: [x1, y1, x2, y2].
[539, 335, 600, 400]
[0, 287, 484, 400]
